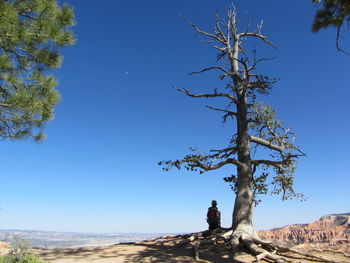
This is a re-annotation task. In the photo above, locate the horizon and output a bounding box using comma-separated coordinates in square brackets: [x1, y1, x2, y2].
[2, 212, 349, 249]
[0, 0, 349, 234]
[0, 228, 172, 235]
[1, 211, 349, 235]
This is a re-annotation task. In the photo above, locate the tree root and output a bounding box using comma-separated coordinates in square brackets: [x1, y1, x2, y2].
[187, 229, 350, 263]
[308, 248, 350, 258]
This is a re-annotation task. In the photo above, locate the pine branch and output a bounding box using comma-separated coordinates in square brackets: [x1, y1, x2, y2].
[249, 136, 284, 152]
[238, 32, 277, 49]
[191, 158, 242, 172]
[182, 16, 227, 44]
[206, 105, 237, 122]
[174, 87, 238, 104]
[189, 66, 229, 76]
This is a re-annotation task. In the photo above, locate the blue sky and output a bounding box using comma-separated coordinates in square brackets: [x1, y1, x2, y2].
[0, 0, 349, 233]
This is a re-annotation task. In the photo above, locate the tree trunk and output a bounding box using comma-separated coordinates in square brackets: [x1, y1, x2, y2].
[231, 164, 254, 235]
[231, 91, 255, 236]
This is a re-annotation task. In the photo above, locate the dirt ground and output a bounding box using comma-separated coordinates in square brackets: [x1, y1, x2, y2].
[28, 237, 350, 263]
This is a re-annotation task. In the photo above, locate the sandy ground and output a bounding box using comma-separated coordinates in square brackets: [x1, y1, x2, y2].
[33, 239, 242, 263]
[29, 238, 350, 263]
[1, 237, 350, 263]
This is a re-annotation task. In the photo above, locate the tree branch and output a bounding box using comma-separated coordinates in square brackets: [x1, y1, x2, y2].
[174, 87, 238, 104]
[182, 16, 226, 44]
[210, 146, 237, 153]
[209, 146, 237, 159]
[206, 105, 237, 115]
[189, 66, 229, 75]
[248, 56, 277, 72]
[238, 32, 277, 49]
[250, 159, 290, 168]
[249, 136, 284, 152]
[0, 103, 13, 108]
[206, 105, 237, 122]
[191, 158, 243, 171]
[18, 12, 36, 20]
[214, 11, 227, 42]
[336, 25, 350, 55]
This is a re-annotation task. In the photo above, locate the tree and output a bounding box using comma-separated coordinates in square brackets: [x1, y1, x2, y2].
[159, 7, 306, 261]
[312, 0, 350, 53]
[0, 0, 75, 141]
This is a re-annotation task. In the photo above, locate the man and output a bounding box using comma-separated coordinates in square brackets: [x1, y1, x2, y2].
[207, 200, 221, 230]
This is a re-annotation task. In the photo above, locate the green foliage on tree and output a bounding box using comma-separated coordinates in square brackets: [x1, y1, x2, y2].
[0, 0, 75, 141]
[312, 0, 350, 53]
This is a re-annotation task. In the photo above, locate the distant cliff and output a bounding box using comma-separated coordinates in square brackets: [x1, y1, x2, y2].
[258, 213, 350, 252]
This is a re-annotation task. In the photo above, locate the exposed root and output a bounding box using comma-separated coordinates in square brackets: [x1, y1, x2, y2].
[308, 248, 350, 258]
[148, 230, 350, 262]
[240, 234, 297, 263]
[186, 229, 349, 263]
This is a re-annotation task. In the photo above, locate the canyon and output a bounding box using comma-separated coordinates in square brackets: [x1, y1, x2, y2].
[258, 213, 350, 253]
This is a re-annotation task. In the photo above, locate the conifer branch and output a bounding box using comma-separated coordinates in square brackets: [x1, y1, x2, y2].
[238, 32, 277, 49]
[249, 136, 284, 152]
[174, 87, 238, 104]
[206, 105, 237, 115]
[182, 16, 227, 44]
[189, 66, 229, 75]
[191, 158, 243, 171]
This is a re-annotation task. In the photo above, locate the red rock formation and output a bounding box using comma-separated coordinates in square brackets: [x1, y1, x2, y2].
[257, 213, 350, 253]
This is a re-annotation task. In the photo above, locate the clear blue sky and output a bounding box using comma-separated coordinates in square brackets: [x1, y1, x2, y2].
[0, 0, 349, 234]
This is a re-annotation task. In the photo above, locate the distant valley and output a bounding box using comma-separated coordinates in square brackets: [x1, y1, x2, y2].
[0, 230, 163, 249]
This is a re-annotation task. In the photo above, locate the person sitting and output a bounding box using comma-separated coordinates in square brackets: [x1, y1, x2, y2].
[207, 200, 221, 230]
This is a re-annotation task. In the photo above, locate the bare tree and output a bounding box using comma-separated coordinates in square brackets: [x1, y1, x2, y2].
[159, 6, 308, 262]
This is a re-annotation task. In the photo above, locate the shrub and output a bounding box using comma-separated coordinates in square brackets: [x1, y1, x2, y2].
[0, 254, 44, 263]
[0, 235, 45, 263]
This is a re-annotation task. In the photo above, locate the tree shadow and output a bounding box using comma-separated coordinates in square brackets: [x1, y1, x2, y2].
[33, 240, 257, 262]
[34, 244, 137, 262]
[123, 241, 252, 263]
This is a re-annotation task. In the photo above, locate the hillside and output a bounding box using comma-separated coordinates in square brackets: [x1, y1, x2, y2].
[258, 212, 350, 253]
